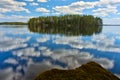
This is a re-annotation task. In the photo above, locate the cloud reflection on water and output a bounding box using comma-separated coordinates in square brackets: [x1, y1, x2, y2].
[0, 36, 30, 52]
[39, 48, 114, 69]
[0, 68, 15, 80]
[13, 47, 40, 57]
[4, 58, 18, 65]
[4, 45, 113, 80]
[0, 26, 120, 80]
[23, 60, 63, 80]
[54, 34, 120, 53]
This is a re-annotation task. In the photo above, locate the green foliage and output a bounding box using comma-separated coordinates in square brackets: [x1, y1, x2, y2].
[28, 15, 103, 36]
[35, 61, 119, 80]
[0, 22, 28, 25]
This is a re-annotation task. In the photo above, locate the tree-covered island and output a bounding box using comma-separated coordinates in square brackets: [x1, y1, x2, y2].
[28, 15, 103, 36]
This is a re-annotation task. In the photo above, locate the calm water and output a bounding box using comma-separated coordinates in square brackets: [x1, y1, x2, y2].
[0, 25, 120, 80]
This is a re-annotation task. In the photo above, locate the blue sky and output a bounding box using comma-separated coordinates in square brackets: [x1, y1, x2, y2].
[0, 0, 120, 24]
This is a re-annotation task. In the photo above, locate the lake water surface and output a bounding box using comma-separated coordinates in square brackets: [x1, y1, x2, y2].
[0, 25, 120, 80]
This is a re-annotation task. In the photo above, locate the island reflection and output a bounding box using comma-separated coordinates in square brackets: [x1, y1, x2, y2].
[28, 24, 102, 36]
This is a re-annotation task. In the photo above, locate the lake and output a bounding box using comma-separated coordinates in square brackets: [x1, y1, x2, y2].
[0, 25, 120, 80]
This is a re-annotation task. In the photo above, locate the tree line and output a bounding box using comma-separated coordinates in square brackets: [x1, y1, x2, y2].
[28, 15, 103, 36]
[0, 22, 28, 25]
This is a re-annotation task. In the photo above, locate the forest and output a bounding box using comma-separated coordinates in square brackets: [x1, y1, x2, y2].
[28, 15, 103, 36]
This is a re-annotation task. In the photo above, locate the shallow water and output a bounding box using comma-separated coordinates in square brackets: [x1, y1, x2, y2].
[0, 25, 120, 80]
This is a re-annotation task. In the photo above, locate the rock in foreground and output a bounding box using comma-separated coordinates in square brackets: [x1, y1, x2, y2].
[35, 61, 120, 80]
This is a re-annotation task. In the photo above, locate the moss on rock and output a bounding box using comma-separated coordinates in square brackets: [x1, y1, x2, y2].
[35, 61, 120, 80]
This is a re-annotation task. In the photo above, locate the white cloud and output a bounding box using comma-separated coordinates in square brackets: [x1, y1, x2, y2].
[39, 47, 53, 56]
[37, 0, 48, 2]
[39, 46, 48, 50]
[36, 7, 50, 13]
[0, 41, 27, 52]
[53, 1, 97, 14]
[25, 0, 34, 2]
[54, 36, 81, 45]
[0, 67, 23, 80]
[93, 0, 120, 17]
[0, 68, 14, 80]
[0, 30, 5, 37]
[54, 36, 84, 49]
[4, 58, 18, 65]
[51, 12, 61, 15]
[98, 0, 120, 6]
[14, 72, 23, 80]
[93, 58, 114, 69]
[0, 14, 32, 22]
[31, 43, 39, 47]
[0, 36, 30, 52]
[0, 25, 32, 38]
[8, 15, 32, 21]
[91, 34, 120, 53]
[16, 65, 23, 71]
[30, 2, 39, 6]
[53, 6, 80, 14]
[36, 36, 50, 42]
[53, 0, 120, 17]
[51, 49, 80, 60]
[0, 36, 30, 44]
[3, 26, 31, 35]
[93, 5, 118, 17]
[39, 47, 114, 69]
[53, 34, 120, 53]
[0, 0, 30, 13]
[51, 49, 114, 69]
[70, 1, 96, 9]
[0, 13, 4, 18]
[92, 34, 115, 46]
[23, 60, 62, 80]
[13, 47, 41, 57]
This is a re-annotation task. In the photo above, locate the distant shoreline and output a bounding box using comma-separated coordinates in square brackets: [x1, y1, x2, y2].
[0, 22, 28, 25]
[1, 24, 120, 26]
[103, 24, 120, 26]
[0, 22, 120, 26]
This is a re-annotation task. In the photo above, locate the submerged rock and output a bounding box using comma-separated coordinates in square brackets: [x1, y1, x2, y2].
[35, 61, 120, 80]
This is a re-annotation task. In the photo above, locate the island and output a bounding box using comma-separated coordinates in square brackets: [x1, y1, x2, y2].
[35, 61, 119, 80]
[28, 15, 103, 36]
